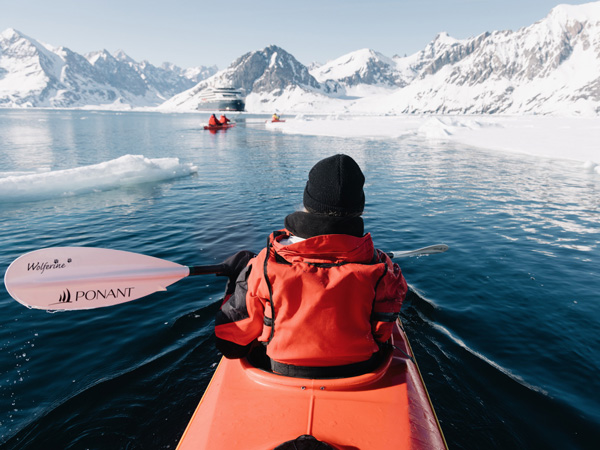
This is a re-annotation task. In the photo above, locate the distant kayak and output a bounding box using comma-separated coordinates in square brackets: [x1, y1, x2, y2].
[269, 119, 286, 123]
[204, 123, 236, 130]
[176, 320, 447, 449]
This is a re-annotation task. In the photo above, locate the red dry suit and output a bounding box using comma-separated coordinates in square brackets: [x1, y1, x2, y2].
[208, 115, 220, 126]
[219, 115, 231, 125]
[215, 230, 407, 371]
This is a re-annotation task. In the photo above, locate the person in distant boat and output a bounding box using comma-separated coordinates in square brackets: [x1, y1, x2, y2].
[208, 114, 221, 126]
[272, 113, 280, 121]
[219, 114, 231, 125]
[214, 154, 407, 378]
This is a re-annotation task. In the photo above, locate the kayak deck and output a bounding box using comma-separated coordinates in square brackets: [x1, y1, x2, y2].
[177, 321, 447, 450]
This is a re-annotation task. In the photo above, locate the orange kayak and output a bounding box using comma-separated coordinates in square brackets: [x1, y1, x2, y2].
[203, 123, 236, 130]
[177, 320, 447, 449]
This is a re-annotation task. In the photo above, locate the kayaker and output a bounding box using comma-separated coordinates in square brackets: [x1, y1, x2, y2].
[272, 113, 280, 121]
[219, 114, 231, 125]
[215, 154, 408, 378]
[208, 114, 221, 126]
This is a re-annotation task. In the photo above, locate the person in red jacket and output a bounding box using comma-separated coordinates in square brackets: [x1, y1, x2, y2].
[215, 154, 407, 378]
[208, 114, 221, 126]
[219, 114, 231, 125]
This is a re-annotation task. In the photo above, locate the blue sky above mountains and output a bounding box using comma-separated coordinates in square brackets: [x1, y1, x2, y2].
[1, 0, 590, 68]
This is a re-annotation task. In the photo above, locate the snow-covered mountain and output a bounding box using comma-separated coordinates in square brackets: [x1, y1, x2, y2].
[304, 2, 600, 115]
[373, 2, 600, 115]
[164, 2, 600, 115]
[0, 28, 216, 108]
[160, 45, 331, 111]
[311, 48, 407, 88]
[3, 2, 600, 114]
[159, 62, 218, 84]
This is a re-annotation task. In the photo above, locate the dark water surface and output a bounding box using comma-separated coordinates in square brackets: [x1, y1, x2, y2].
[0, 110, 599, 449]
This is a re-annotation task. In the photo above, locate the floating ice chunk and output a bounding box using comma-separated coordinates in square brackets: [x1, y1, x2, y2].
[583, 160, 598, 172]
[418, 117, 454, 139]
[0, 154, 198, 203]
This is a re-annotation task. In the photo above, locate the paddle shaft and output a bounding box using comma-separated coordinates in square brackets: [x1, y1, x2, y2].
[189, 264, 227, 276]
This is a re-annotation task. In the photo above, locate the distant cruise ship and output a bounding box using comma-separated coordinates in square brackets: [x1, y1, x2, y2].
[197, 87, 245, 111]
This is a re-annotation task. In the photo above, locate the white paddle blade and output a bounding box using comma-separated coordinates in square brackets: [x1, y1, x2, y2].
[389, 244, 449, 259]
[4, 247, 190, 310]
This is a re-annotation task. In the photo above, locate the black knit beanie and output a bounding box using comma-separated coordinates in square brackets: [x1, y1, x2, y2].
[303, 154, 365, 216]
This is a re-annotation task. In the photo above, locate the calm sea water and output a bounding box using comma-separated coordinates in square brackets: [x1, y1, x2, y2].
[0, 110, 599, 449]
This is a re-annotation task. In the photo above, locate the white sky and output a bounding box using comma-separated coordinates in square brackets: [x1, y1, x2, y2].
[0, 0, 592, 69]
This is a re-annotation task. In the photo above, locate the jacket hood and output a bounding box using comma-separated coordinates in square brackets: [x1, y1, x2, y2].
[272, 231, 375, 265]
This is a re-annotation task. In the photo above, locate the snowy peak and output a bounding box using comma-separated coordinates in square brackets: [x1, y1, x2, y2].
[160, 63, 218, 84]
[85, 49, 114, 65]
[0, 28, 53, 61]
[420, 32, 470, 61]
[547, 2, 600, 22]
[409, 31, 489, 79]
[113, 49, 137, 64]
[0, 28, 46, 49]
[0, 27, 24, 42]
[0, 28, 67, 102]
[177, 45, 323, 97]
[311, 48, 401, 86]
[223, 45, 321, 94]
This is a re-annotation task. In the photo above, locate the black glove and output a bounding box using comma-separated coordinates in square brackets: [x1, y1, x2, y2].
[220, 250, 256, 279]
[218, 250, 256, 298]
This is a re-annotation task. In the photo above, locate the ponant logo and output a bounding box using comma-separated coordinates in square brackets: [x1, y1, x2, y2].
[58, 289, 72, 303]
[52, 287, 135, 306]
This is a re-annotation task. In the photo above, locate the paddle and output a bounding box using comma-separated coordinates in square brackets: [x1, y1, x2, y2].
[4, 244, 448, 311]
[387, 244, 449, 258]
